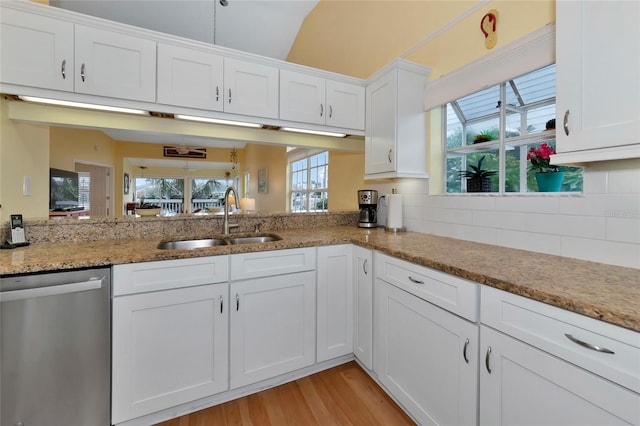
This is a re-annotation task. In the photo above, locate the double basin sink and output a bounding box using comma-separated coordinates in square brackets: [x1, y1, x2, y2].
[158, 234, 281, 250]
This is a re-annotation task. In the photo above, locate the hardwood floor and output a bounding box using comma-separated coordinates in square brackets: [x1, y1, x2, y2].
[155, 361, 414, 426]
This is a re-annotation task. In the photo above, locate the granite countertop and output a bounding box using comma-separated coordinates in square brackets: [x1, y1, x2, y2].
[1, 226, 638, 332]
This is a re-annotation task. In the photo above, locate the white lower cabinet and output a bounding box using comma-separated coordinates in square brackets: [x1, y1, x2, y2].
[480, 325, 639, 426]
[353, 245, 373, 370]
[374, 277, 478, 425]
[112, 262, 229, 424]
[317, 245, 353, 362]
[229, 271, 316, 389]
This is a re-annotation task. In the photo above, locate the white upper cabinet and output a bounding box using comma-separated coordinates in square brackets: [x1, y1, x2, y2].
[223, 57, 279, 119]
[74, 25, 156, 102]
[280, 69, 365, 130]
[365, 59, 431, 179]
[0, 8, 74, 92]
[553, 0, 640, 163]
[157, 43, 224, 111]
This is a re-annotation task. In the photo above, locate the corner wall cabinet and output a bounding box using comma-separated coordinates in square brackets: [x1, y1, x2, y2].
[316, 245, 354, 362]
[365, 59, 431, 179]
[0, 8, 156, 102]
[553, 0, 640, 163]
[373, 252, 479, 425]
[353, 245, 373, 370]
[280, 69, 365, 130]
[111, 256, 229, 424]
[480, 286, 640, 425]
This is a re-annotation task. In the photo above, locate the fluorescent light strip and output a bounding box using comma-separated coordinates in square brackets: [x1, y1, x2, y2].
[18, 96, 149, 115]
[175, 114, 262, 128]
[280, 127, 346, 138]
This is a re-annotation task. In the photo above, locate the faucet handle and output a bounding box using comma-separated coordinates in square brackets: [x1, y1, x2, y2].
[254, 223, 261, 233]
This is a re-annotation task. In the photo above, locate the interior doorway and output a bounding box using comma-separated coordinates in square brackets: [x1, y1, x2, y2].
[75, 162, 114, 217]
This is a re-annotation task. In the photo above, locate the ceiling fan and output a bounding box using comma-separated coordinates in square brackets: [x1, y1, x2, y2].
[163, 144, 207, 158]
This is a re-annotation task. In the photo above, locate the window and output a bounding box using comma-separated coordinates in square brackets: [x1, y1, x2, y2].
[78, 172, 90, 210]
[290, 151, 328, 212]
[444, 64, 583, 194]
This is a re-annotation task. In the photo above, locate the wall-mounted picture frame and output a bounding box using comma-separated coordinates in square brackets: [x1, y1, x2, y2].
[123, 173, 130, 195]
[258, 168, 268, 194]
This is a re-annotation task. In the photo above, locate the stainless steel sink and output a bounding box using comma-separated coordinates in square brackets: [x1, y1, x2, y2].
[226, 234, 282, 245]
[157, 234, 282, 249]
[157, 238, 228, 250]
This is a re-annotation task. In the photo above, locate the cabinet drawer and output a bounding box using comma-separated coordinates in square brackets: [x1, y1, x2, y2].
[230, 248, 315, 281]
[374, 252, 478, 322]
[481, 286, 640, 393]
[113, 256, 229, 296]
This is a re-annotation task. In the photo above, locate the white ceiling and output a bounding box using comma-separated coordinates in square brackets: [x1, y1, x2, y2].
[103, 129, 247, 149]
[50, 0, 319, 60]
[126, 157, 235, 171]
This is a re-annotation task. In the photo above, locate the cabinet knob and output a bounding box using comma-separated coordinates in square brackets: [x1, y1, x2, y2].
[80, 63, 86, 82]
[485, 346, 492, 374]
[61, 59, 66, 79]
[563, 110, 570, 136]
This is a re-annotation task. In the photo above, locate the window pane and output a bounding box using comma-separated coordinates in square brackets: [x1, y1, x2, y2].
[446, 156, 463, 193]
[456, 85, 500, 121]
[467, 119, 499, 145]
[446, 104, 463, 149]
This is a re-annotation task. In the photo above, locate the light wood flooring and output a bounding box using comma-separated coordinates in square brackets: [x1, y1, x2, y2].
[155, 361, 414, 426]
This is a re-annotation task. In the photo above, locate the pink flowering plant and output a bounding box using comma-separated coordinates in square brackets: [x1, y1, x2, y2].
[527, 143, 559, 173]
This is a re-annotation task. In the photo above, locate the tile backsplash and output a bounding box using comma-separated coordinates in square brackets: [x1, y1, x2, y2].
[371, 159, 640, 269]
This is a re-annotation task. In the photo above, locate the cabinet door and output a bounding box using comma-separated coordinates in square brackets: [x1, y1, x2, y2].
[556, 1, 640, 154]
[353, 245, 373, 370]
[326, 79, 365, 130]
[480, 325, 640, 426]
[74, 24, 156, 102]
[374, 278, 478, 426]
[230, 271, 315, 388]
[112, 283, 228, 424]
[317, 245, 353, 362]
[280, 69, 326, 125]
[157, 43, 223, 111]
[365, 70, 396, 174]
[0, 7, 74, 91]
[223, 57, 279, 119]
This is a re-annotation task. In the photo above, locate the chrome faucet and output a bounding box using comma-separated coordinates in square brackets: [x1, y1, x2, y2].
[223, 186, 240, 235]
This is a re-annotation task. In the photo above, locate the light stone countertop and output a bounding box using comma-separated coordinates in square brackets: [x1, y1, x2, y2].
[1, 226, 638, 332]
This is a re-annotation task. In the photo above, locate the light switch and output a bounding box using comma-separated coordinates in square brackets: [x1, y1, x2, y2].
[23, 176, 32, 196]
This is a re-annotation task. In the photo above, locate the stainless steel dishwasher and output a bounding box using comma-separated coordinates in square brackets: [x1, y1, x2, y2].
[1, 268, 111, 426]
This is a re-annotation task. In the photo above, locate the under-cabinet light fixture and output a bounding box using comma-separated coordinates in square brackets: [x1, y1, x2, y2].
[175, 114, 262, 128]
[280, 127, 346, 138]
[18, 96, 149, 115]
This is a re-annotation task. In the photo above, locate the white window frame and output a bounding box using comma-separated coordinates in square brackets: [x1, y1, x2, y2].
[288, 150, 329, 212]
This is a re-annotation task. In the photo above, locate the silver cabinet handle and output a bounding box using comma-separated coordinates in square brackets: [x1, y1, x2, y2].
[363, 259, 368, 275]
[320, 103, 324, 117]
[228, 88, 232, 104]
[216, 86, 219, 102]
[408, 276, 424, 284]
[236, 293, 239, 311]
[329, 105, 333, 118]
[61, 59, 66, 79]
[563, 110, 570, 136]
[388, 149, 393, 163]
[80, 63, 86, 82]
[485, 346, 492, 373]
[565, 334, 614, 354]
[463, 338, 470, 364]
[220, 295, 224, 314]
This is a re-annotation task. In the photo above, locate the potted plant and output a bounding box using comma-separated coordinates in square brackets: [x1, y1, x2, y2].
[136, 198, 162, 216]
[458, 156, 497, 192]
[527, 143, 564, 192]
[472, 130, 496, 144]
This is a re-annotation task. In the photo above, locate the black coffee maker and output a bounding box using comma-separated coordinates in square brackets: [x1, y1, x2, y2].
[357, 189, 378, 228]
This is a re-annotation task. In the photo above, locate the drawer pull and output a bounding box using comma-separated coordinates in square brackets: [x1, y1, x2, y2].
[565, 334, 614, 354]
[408, 276, 424, 284]
[363, 259, 368, 275]
[463, 338, 470, 364]
[485, 346, 492, 373]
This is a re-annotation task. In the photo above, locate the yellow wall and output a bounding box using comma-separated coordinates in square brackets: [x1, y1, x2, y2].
[0, 98, 50, 222]
[329, 151, 366, 210]
[244, 144, 288, 212]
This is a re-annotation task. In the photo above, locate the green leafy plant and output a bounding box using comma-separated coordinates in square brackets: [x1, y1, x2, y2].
[472, 130, 497, 144]
[458, 156, 498, 179]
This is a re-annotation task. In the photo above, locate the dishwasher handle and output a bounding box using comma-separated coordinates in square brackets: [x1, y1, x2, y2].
[0, 277, 105, 302]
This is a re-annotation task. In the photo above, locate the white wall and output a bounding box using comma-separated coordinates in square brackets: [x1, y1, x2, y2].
[372, 159, 640, 269]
